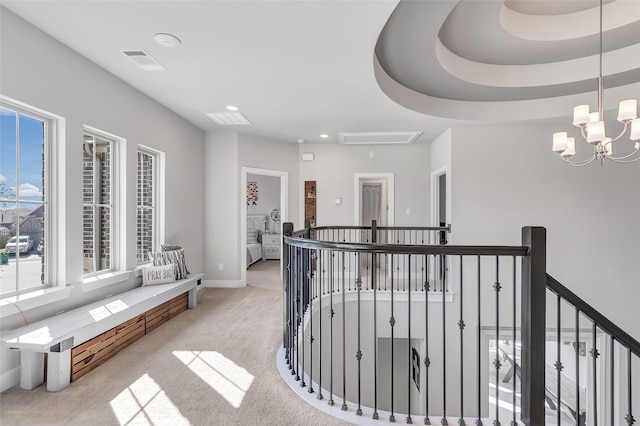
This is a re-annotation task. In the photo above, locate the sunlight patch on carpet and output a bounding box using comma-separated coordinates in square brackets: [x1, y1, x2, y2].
[173, 350, 254, 408]
[110, 373, 190, 425]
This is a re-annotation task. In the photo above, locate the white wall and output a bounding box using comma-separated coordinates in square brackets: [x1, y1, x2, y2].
[0, 8, 205, 391]
[448, 123, 640, 339]
[298, 143, 431, 228]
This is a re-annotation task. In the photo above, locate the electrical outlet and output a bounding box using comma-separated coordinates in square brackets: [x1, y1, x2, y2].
[218, 263, 224, 271]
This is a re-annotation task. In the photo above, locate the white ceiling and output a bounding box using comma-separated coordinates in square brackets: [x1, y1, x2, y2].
[3, 0, 639, 144]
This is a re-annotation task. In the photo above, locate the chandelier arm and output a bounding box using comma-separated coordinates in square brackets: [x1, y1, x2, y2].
[607, 155, 640, 163]
[607, 121, 629, 143]
[607, 148, 640, 161]
[562, 155, 598, 167]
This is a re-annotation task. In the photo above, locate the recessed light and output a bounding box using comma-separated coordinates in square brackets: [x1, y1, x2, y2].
[226, 105, 239, 111]
[154, 33, 181, 48]
[320, 134, 329, 138]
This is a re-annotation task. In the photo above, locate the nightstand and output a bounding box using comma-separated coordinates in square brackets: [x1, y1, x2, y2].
[262, 233, 281, 260]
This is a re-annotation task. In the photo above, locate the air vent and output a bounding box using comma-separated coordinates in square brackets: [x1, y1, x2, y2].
[121, 50, 166, 71]
[339, 131, 422, 145]
[206, 112, 252, 125]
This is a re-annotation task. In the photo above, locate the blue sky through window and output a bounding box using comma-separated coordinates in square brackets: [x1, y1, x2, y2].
[0, 107, 44, 212]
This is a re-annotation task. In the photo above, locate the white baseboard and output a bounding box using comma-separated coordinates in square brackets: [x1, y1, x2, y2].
[202, 280, 245, 288]
[1, 366, 20, 393]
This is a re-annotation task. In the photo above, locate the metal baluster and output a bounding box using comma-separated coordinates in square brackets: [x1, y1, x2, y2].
[555, 294, 562, 426]
[356, 263, 363, 416]
[625, 347, 635, 425]
[341, 250, 347, 411]
[511, 256, 516, 426]
[317, 250, 324, 400]
[294, 247, 300, 381]
[373, 249, 379, 418]
[300, 247, 306, 388]
[425, 254, 431, 425]
[459, 256, 465, 426]
[443, 253, 448, 425]
[575, 309, 581, 426]
[308, 248, 314, 394]
[476, 256, 483, 426]
[328, 250, 335, 406]
[610, 336, 614, 426]
[591, 322, 599, 426]
[285, 242, 291, 368]
[390, 254, 396, 423]
[493, 256, 501, 426]
[407, 255, 413, 424]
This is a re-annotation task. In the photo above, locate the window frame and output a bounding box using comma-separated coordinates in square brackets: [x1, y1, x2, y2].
[0, 96, 60, 297]
[81, 126, 123, 279]
[136, 145, 165, 265]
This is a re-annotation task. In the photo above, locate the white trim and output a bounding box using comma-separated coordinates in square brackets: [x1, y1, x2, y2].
[136, 145, 165, 265]
[79, 270, 132, 292]
[0, 96, 64, 296]
[241, 167, 288, 286]
[353, 173, 395, 227]
[202, 279, 244, 288]
[0, 286, 72, 320]
[430, 165, 447, 227]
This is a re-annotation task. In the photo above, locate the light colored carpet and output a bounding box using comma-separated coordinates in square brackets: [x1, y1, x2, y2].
[0, 261, 351, 426]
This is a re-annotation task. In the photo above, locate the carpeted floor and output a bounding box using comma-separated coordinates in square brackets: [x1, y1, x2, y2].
[0, 261, 351, 426]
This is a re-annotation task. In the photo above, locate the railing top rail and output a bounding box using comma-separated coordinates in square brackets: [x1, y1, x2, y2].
[307, 225, 451, 232]
[284, 235, 528, 257]
[547, 274, 640, 358]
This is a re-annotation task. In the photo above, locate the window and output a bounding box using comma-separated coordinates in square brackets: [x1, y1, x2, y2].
[0, 100, 51, 296]
[83, 129, 119, 276]
[137, 147, 163, 264]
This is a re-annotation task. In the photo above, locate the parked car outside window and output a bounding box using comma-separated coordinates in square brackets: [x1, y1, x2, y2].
[37, 240, 44, 256]
[5, 236, 35, 255]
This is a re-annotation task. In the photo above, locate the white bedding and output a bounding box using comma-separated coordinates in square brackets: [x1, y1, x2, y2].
[247, 243, 262, 267]
[247, 214, 267, 268]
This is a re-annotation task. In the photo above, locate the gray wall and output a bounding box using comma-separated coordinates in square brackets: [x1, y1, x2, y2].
[0, 8, 205, 391]
[448, 123, 640, 338]
[297, 143, 431, 227]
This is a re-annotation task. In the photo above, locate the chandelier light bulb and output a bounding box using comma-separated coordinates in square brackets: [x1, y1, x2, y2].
[617, 99, 638, 123]
[552, 132, 568, 153]
[631, 118, 640, 141]
[561, 137, 576, 158]
[586, 121, 606, 144]
[573, 105, 590, 127]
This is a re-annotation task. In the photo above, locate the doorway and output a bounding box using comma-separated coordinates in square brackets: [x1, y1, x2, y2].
[354, 173, 394, 272]
[354, 173, 394, 228]
[241, 167, 288, 286]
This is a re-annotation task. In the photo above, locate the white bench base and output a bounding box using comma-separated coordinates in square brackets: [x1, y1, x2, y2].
[2, 274, 203, 391]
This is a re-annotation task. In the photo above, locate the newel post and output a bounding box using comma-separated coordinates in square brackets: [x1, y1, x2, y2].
[283, 222, 294, 356]
[520, 226, 547, 426]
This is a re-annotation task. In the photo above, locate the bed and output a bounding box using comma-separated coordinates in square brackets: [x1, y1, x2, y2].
[246, 215, 267, 268]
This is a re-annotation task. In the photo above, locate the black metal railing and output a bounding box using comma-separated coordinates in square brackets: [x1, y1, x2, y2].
[546, 275, 639, 426]
[281, 223, 638, 425]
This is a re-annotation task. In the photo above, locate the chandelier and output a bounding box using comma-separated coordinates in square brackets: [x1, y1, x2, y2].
[552, 0, 640, 166]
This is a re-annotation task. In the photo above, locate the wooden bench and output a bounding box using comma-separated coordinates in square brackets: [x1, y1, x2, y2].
[1, 273, 203, 392]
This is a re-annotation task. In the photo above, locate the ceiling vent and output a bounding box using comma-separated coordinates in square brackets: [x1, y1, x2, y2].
[121, 50, 166, 71]
[206, 112, 252, 125]
[339, 131, 422, 145]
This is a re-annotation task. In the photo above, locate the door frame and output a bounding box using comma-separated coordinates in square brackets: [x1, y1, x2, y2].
[354, 173, 394, 227]
[241, 167, 288, 285]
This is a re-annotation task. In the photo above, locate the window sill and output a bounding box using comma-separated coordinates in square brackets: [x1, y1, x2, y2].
[0, 286, 72, 321]
[81, 270, 133, 292]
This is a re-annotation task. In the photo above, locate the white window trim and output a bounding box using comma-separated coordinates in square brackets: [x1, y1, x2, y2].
[0, 95, 63, 298]
[136, 145, 165, 266]
[81, 126, 126, 283]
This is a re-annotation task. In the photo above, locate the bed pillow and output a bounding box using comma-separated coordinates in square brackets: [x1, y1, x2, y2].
[141, 264, 176, 286]
[247, 229, 259, 244]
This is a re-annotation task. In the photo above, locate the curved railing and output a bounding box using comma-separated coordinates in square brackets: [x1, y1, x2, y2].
[280, 222, 639, 426]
